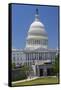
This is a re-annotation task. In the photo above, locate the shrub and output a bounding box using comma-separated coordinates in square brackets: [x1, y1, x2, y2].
[12, 69, 27, 81]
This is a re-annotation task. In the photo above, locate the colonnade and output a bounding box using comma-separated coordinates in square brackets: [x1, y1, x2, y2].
[25, 52, 56, 65]
[27, 39, 48, 46]
[26, 52, 52, 61]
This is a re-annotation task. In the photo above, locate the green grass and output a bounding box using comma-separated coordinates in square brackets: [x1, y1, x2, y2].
[12, 76, 59, 87]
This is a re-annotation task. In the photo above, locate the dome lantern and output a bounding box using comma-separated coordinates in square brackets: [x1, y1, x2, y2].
[35, 8, 39, 21]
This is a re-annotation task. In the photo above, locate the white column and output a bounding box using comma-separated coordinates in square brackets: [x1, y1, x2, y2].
[15, 54, 17, 65]
[36, 65, 40, 76]
[27, 53, 29, 66]
[48, 52, 49, 59]
[26, 53, 28, 65]
[41, 52, 42, 60]
[38, 53, 39, 60]
[37, 53, 38, 60]
[30, 53, 31, 60]
[40, 52, 41, 60]
[32, 65, 37, 76]
[43, 52, 44, 60]
[43, 68, 47, 76]
[36, 53, 37, 60]
[44, 52, 45, 60]
[39, 53, 40, 60]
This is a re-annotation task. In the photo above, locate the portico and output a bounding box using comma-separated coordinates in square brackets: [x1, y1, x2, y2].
[31, 63, 53, 77]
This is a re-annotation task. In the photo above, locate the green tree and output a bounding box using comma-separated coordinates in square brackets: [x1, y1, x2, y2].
[52, 54, 59, 75]
[20, 64, 33, 77]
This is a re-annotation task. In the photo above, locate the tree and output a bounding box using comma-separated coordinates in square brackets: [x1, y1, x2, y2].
[20, 64, 33, 77]
[52, 54, 59, 75]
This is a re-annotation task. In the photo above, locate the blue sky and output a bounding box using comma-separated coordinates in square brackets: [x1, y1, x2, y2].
[12, 4, 59, 49]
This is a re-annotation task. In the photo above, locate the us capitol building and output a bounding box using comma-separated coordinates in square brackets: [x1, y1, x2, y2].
[12, 9, 58, 76]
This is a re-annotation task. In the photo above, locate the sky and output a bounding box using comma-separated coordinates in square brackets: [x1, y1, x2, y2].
[12, 4, 59, 49]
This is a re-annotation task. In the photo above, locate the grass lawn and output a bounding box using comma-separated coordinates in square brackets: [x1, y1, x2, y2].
[12, 76, 59, 87]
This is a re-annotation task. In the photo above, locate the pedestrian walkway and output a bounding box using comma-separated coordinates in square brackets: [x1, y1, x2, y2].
[12, 77, 39, 84]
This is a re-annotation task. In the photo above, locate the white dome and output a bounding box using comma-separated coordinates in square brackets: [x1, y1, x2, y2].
[25, 9, 48, 49]
[28, 21, 47, 36]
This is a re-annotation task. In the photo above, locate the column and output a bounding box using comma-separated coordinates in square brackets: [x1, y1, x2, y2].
[37, 53, 39, 60]
[39, 53, 40, 60]
[36, 53, 37, 60]
[26, 53, 28, 65]
[41, 52, 43, 60]
[31, 53, 33, 64]
[43, 68, 47, 76]
[36, 65, 40, 76]
[48, 52, 49, 60]
[16, 54, 17, 65]
[30, 53, 31, 60]
[43, 52, 45, 60]
[27, 53, 29, 66]
[32, 65, 36, 76]
[45, 52, 47, 60]
[35, 53, 36, 60]
[37, 53, 38, 60]
[44, 52, 45, 60]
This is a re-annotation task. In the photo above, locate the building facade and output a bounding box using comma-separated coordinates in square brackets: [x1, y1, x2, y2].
[12, 9, 58, 77]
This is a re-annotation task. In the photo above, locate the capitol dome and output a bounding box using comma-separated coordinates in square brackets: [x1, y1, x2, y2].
[28, 21, 47, 36]
[25, 9, 48, 49]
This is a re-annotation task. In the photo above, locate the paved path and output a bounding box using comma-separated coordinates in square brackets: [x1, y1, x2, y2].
[12, 77, 39, 84]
